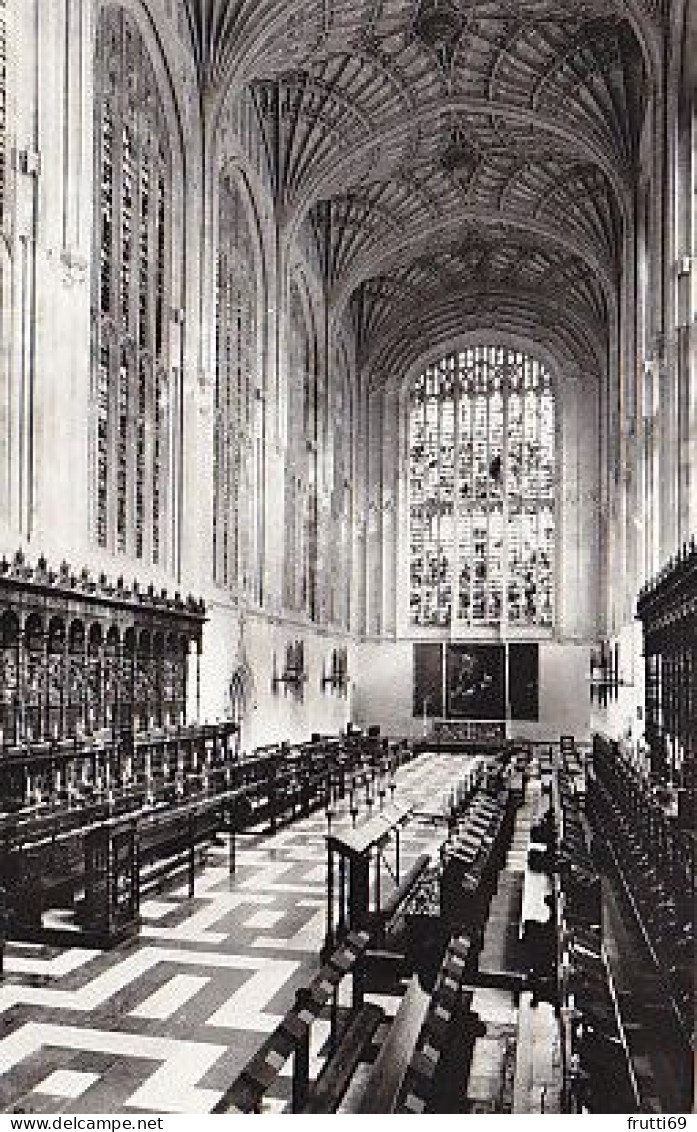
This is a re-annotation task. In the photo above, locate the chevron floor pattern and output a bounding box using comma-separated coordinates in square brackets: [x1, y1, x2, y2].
[0, 753, 471, 1114]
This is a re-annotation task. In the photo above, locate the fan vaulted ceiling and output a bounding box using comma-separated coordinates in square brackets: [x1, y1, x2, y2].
[180, 0, 658, 382]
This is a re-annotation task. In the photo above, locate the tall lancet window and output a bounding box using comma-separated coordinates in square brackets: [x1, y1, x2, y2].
[214, 173, 260, 599]
[409, 346, 556, 628]
[0, 0, 6, 228]
[93, 8, 175, 564]
[284, 283, 317, 619]
[328, 341, 353, 628]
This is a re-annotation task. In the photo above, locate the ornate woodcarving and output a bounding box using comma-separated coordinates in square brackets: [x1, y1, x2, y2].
[637, 539, 696, 818]
[0, 549, 205, 746]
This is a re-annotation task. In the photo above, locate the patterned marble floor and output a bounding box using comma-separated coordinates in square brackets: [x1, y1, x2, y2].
[0, 753, 472, 1115]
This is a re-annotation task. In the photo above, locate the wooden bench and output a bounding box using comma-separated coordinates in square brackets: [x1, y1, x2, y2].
[344, 976, 431, 1113]
[137, 807, 218, 895]
[303, 1004, 383, 1113]
[3, 832, 85, 931]
[214, 930, 372, 1114]
[394, 935, 482, 1113]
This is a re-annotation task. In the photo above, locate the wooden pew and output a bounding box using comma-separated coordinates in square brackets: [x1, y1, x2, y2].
[394, 935, 483, 1113]
[342, 976, 430, 1113]
[302, 1004, 384, 1113]
[213, 930, 372, 1114]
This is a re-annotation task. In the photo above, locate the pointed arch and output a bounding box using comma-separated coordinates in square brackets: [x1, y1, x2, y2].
[284, 271, 319, 618]
[91, 4, 184, 568]
[408, 344, 557, 630]
[328, 332, 354, 628]
[0, 0, 6, 230]
[213, 165, 267, 601]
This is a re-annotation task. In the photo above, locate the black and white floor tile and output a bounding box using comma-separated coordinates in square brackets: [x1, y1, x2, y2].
[0, 754, 472, 1114]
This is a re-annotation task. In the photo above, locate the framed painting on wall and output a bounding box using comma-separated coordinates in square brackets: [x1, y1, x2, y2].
[446, 644, 505, 720]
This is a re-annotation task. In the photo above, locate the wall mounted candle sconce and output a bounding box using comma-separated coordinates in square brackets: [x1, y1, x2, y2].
[589, 640, 634, 707]
[272, 640, 308, 700]
[320, 647, 349, 696]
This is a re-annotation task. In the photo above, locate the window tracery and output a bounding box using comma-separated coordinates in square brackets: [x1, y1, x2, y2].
[327, 340, 353, 628]
[0, 0, 6, 228]
[93, 8, 174, 564]
[214, 172, 260, 599]
[284, 283, 318, 620]
[409, 346, 556, 628]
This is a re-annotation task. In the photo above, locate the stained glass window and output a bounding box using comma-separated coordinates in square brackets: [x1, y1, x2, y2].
[93, 9, 173, 563]
[284, 284, 318, 620]
[327, 341, 353, 628]
[409, 346, 556, 628]
[0, 0, 6, 228]
[214, 173, 260, 599]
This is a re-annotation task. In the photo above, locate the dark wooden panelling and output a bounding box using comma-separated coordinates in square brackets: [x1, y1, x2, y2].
[508, 643, 539, 721]
[413, 643, 443, 717]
